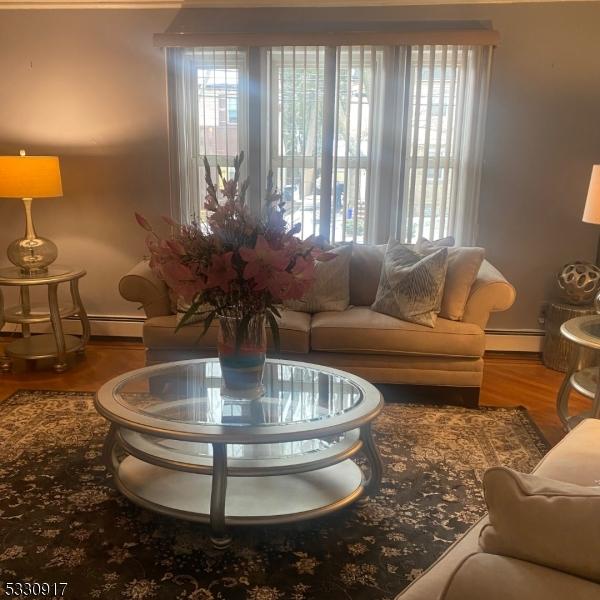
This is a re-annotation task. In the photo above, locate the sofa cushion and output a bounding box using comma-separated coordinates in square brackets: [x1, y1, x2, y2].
[533, 418, 600, 486]
[311, 307, 485, 358]
[395, 517, 486, 600]
[441, 553, 600, 600]
[143, 310, 311, 354]
[480, 466, 600, 584]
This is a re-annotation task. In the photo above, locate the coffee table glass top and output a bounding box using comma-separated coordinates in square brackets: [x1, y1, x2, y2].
[114, 360, 363, 427]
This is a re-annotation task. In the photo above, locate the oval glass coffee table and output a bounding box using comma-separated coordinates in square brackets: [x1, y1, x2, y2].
[95, 358, 384, 547]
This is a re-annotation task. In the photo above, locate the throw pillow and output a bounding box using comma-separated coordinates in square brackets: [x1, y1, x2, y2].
[349, 243, 387, 307]
[416, 238, 485, 321]
[284, 243, 352, 313]
[371, 239, 448, 328]
[480, 466, 600, 584]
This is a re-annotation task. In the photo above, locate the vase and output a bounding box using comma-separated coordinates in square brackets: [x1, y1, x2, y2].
[217, 313, 267, 399]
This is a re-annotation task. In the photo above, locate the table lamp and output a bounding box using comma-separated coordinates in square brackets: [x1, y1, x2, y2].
[0, 150, 62, 275]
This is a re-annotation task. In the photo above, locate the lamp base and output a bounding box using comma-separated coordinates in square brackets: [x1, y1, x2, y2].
[7, 236, 58, 276]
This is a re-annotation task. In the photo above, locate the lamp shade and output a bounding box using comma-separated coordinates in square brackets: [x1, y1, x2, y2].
[583, 165, 600, 225]
[0, 155, 62, 199]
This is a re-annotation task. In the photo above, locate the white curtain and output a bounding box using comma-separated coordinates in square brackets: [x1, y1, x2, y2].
[167, 47, 248, 224]
[397, 44, 493, 246]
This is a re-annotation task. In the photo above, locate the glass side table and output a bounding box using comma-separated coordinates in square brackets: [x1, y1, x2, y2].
[0, 265, 90, 373]
[557, 315, 600, 431]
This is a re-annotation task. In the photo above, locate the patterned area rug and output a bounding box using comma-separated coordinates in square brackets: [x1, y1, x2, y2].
[0, 390, 548, 600]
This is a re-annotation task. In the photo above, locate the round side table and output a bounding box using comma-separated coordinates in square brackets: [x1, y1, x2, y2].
[557, 315, 600, 431]
[0, 265, 90, 373]
[543, 301, 596, 372]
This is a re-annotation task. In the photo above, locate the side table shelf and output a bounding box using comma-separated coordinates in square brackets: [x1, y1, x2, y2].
[557, 316, 600, 431]
[0, 265, 90, 373]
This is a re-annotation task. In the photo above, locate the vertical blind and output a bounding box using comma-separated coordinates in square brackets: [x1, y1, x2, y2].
[169, 43, 492, 245]
[399, 44, 492, 245]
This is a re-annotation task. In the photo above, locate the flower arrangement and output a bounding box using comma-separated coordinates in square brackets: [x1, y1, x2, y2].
[136, 152, 331, 353]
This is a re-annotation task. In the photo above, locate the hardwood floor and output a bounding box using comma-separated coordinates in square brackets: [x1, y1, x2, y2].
[0, 339, 588, 446]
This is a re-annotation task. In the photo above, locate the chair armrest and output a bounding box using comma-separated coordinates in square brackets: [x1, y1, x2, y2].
[119, 260, 172, 318]
[442, 553, 600, 600]
[462, 260, 516, 329]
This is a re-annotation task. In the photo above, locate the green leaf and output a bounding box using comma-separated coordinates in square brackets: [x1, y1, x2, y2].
[266, 310, 280, 353]
[174, 298, 204, 333]
[195, 310, 216, 344]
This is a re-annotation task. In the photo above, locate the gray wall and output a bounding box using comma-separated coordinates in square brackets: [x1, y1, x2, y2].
[0, 4, 599, 329]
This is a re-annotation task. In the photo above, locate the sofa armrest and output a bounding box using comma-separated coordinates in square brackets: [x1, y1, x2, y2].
[119, 260, 172, 318]
[442, 553, 600, 600]
[461, 260, 516, 329]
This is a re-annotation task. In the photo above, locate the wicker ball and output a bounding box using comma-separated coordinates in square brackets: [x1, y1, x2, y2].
[557, 261, 600, 305]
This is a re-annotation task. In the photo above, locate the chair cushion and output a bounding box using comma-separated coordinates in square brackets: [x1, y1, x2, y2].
[311, 307, 485, 357]
[480, 466, 600, 584]
[144, 310, 311, 354]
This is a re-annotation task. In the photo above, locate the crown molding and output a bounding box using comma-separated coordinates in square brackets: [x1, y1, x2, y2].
[0, 0, 597, 9]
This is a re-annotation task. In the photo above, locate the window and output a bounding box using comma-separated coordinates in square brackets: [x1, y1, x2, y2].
[169, 42, 491, 245]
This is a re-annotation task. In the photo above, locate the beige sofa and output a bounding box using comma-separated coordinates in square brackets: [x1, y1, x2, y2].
[396, 418, 600, 600]
[119, 245, 515, 405]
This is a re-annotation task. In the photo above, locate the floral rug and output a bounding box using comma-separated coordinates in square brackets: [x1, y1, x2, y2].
[0, 390, 548, 600]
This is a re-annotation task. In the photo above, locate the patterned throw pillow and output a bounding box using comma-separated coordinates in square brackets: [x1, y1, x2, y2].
[371, 240, 448, 328]
[284, 244, 352, 313]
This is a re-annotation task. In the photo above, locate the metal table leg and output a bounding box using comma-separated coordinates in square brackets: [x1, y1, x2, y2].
[0, 289, 10, 373]
[556, 344, 583, 431]
[102, 423, 119, 474]
[20, 286, 31, 339]
[48, 282, 68, 373]
[210, 443, 231, 549]
[358, 422, 384, 502]
[70, 278, 91, 353]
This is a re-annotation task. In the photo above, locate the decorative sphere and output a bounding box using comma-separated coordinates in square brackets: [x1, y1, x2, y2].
[557, 261, 600, 305]
[7, 236, 58, 275]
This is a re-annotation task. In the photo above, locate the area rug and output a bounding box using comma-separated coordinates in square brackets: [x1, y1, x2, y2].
[0, 390, 548, 600]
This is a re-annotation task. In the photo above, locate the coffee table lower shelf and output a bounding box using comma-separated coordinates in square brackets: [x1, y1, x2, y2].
[115, 455, 365, 525]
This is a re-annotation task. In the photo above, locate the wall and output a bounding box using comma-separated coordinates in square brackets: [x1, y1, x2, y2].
[0, 9, 175, 319]
[0, 4, 599, 331]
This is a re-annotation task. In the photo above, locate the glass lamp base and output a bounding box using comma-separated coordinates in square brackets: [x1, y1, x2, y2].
[7, 236, 58, 276]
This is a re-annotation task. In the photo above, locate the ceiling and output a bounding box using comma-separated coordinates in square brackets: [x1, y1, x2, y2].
[1, 0, 597, 8]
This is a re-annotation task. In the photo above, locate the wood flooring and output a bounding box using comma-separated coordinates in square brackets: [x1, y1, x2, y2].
[0, 339, 589, 446]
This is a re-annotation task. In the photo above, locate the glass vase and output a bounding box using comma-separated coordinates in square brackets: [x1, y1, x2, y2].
[217, 313, 267, 399]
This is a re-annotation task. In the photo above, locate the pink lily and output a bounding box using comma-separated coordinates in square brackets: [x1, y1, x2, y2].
[205, 252, 237, 292]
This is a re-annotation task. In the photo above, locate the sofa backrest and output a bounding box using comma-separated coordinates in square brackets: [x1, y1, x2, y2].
[349, 243, 386, 306]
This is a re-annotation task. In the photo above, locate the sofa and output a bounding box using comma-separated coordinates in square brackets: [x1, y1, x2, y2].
[119, 244, 515, 405]
[396, 418, 600, 600]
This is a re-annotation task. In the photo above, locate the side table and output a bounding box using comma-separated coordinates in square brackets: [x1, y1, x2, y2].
[0, 265, 91, 373]
[556, 315, 600, 431]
